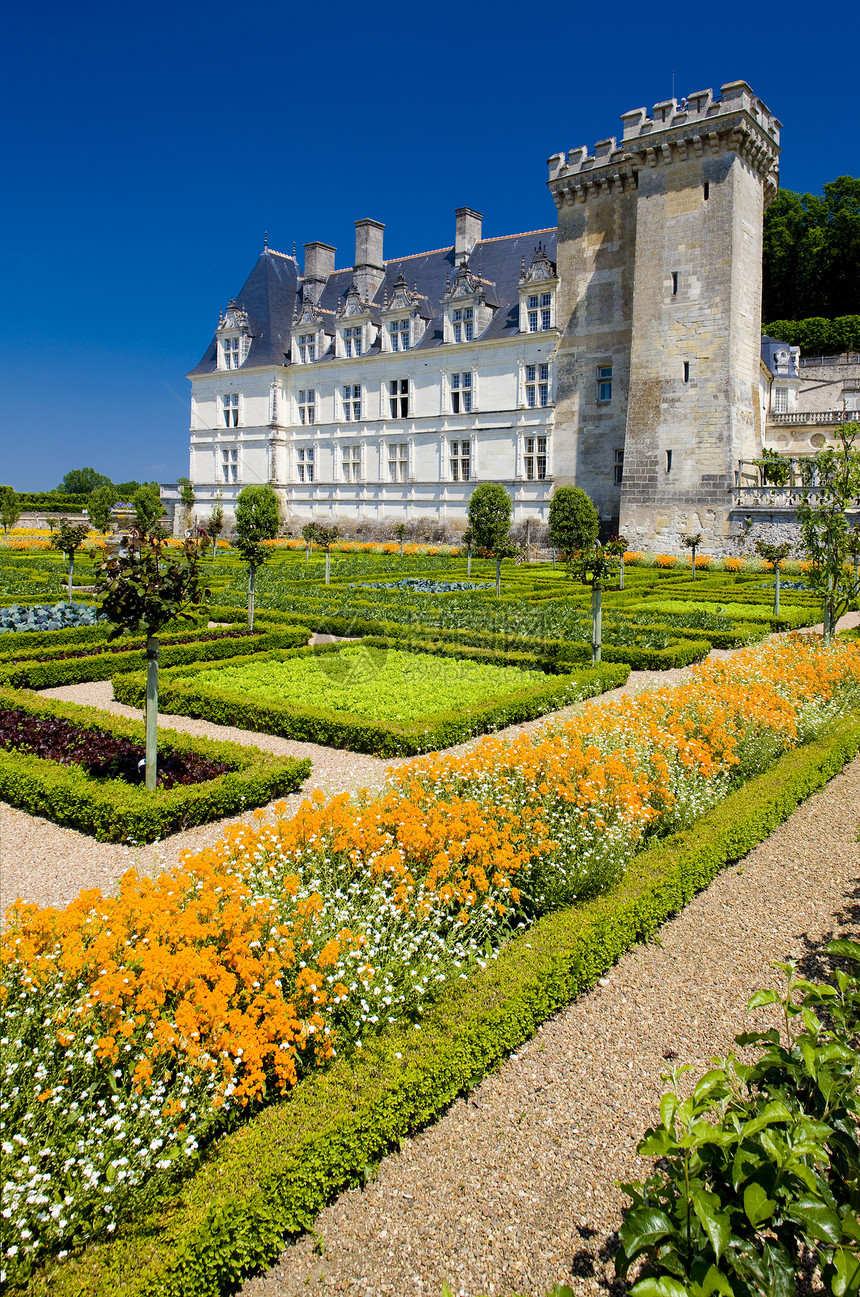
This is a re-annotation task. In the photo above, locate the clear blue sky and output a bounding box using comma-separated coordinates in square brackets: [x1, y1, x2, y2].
[2, 0, 855, 490]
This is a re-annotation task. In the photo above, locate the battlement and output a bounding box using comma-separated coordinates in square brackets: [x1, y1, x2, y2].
[548, 80, 780, 181]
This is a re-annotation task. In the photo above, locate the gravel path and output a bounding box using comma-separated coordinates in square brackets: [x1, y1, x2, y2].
[239, 757, 860, 1297]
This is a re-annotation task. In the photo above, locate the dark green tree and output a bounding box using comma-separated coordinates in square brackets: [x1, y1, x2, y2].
[235, 484, 281, 629]
[58, 467, 113, 496]
[795, 424, 860, 640]
[132, 485, 165, 535]
[393, 521, 408, 558]
[467, 483, 514, 597]
[762, 177, 860, 321]
[50, 519, 90, 598]
[0, 486, 22, 535]
[548, 487, 599, 557]
[96, 531, 211, 789]
[177, 477, 195, 530]
[87, 483, 120, 533]
[301, 522, 317, 562]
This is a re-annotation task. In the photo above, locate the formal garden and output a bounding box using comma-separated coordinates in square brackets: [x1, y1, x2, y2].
[1, 455, 859, 1297]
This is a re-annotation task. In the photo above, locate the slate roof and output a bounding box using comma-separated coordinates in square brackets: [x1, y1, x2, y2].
[189, 228, 558, 375]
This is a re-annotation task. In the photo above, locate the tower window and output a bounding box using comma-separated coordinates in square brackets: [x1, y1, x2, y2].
[389, 379, 409, 418]
[221, 336, 241, 369]
[451, 372, 473, 414]
[597, 365, 613, 402]
[525, 363, 550, 408]
[222, 393, 239, 427]
[666, 449, 673, 472]
[703, 182, 710, 201]
[614, 449, 624, 485]
[672, 272, 679, 296]
[683, 361, 690, 383]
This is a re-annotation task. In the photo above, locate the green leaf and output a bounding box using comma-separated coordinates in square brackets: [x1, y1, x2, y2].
[790, 1198, 843, 1244]
[630, 1278, 690, 1297]
[696, 1264, 736, 1297]
[692, 1189, 731, 1261]
[618, 1206, 674, 1257]
[747, 988, 780, 1011]
[743, 1181, 776, 1226]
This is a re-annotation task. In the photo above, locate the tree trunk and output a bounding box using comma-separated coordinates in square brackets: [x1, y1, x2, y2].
[691, 549, 697, 580]
[68, 554, 74, 600]
[212, 538, 217, 566]
[619, 556, 625, 590]
[467, 546, 472, 578]
[495, 555, 502, 598]
[400, 540, 404, 558]
[247, 565, 256, 632]
[823, 573, 834, 642]
[145, 636, 159, 791]
[325, 550, 331, 585]
[306, 542, 311, 563]
[525, 520, 530, 562]
[591, 584, 603, 665]
[773, 564, 781, 617]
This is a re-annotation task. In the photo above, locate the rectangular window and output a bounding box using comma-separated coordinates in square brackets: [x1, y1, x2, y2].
[298, 389, 315, 425]
[541, 291, 552, 330]
[220, 447, 238, 483]
[597, 365, 613, 402]
[298, 333, 316, 363]
[683, 361, 690, 383]
[342, 384, 361, 421]
[703, 181, 710, 201]
[524, 436, 548, 481]
[296, 447, 314, 483]
[773, 387, 788, 413]
[672, 272, 679, 296]
[666, 449, 673, 473]
[222, 336, 240, 368]
[388, 442, 408, 483]
[341, 444, 361, 483]
[343, 326, 362, 358]
[452, 306, 473, 343]
[389, 319, 410, 351]
[451, 372, 472, 414]
[614, 448, 624, 485]
[389, 378, 409, 418]
[222, 393, 239, 427]
[449, 439, 471, 482]
[525, 362, 550, 408]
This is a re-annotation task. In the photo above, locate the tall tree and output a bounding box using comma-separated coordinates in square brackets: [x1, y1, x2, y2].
[235, 484, 280, 630]
[762, 177, 860, 322]
[467, 483, 515, 597]
[57, 467, 112, 496]
[0, 486, 22, 535]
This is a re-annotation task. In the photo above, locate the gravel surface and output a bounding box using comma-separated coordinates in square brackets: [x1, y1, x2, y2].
[239, 757, 860, 1297]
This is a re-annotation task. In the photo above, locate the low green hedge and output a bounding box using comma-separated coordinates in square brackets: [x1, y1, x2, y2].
[0, 626, 312, 690]
[0, 687, 311, 842]
[23, 712, 860, 1297]
[113, 644, 629, 756]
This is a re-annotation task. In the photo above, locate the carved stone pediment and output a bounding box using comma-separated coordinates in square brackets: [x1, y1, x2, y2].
[217, 299, 251, 333]
[519, 243, 558, 286]
[292, 294, 324, 327]
[336, 280, 372, 320]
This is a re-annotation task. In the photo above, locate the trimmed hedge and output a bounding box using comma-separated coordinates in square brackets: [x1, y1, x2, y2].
[23, 712, 860, 1297]
[0, 687, 312, 842]
[0, 625, 311, 690]
[112, 645, 630, 756]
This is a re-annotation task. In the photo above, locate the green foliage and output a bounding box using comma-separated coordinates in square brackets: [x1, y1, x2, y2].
[616, 945, 860, 1297]
[796, 425, 860, 637]
[755, 541, 792, 567]
[57, 467, 113, 496]
[22, 716, 860, 1297]
[549, 487, 599, 554]
[87, 483, 120, 532]
[96, 532, 211, 640]
[0, 685, 311, 842]
[177, 477, 195, 511]
[132, 484, 166, 533]
[467, 482, 512, 552]
[234, 484, 280, 570]
[762, 177, 860, 322]
[50, 518, 89, 560]
[0, 485, 22, 534]
[763, 316, 860, 356]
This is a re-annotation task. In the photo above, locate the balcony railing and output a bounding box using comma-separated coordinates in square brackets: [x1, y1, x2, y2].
[733, 455, 825, 509]
[798, 353, 860, 367]
[769, 409, 856, 425]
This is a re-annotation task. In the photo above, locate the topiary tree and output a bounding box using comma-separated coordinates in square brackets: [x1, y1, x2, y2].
[754, 540, 792, 615]
[96, 529, 210, 789]
[0, 486, 22, 535]
[548, 487, 599, 557]
[567, 543, 621, 665]
[235, 484, 281, 630]
[312, 525, 339, 585]
[207, 494, 224, 565]
[177, 477, 196, 531]
[87, 483, 120, 533]
[468, 482, 514, 597]
[301, 521, 317, 563]
[796, 423, 860, 640]
[682, 532, 704, 580]
[394, 521, 408, 558]
[463, 525, 474, 578]
[51, 518, 90, 598]
[132, 484, 166, 535]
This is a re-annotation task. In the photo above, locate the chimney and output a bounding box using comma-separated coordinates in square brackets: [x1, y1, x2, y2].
[303, 241, 336, 302]
[455, 207, 482, 261]
[353, 218, 385, 301]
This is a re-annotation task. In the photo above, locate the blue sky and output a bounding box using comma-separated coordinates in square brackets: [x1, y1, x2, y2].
[2, 0, 855, 490]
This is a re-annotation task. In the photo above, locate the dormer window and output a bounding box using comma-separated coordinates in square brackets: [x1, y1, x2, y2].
[453, 307, 473, 343]
[221, 336, 241, 368]
[518, 243, 558, 335]
[343, 325, 362, 358]
[298, 333, 316, 363]
[216, 300, 251, 369]
[389, 318, 411, 351]
[525, 292, 553, 332]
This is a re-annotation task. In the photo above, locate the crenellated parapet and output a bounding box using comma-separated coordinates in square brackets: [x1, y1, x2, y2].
[548, 80, 781, 209]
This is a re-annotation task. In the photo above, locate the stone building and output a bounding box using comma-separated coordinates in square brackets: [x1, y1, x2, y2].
[170, 80, 782, 550]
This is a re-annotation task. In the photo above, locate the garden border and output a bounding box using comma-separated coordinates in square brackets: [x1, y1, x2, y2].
[19, 711, 860, 1297]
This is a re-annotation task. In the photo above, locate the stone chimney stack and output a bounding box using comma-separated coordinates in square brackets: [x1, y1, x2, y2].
[455, 208, 483, 261]
[303, 241, 336, 302]
[353, 219, 385, 301]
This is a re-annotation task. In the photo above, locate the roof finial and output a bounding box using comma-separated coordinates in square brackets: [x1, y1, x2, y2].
[292, 241, 296, 259]
[263, 230, 268, 251]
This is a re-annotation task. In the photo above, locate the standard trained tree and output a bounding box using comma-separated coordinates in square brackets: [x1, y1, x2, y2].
[132, 484, 166, 535]
[87, 483, 120, 533]
[235, 484, 281, 630]
[795, 424, 860, 639]
[467, 482, 514, 597]
[0, 486, 22, 535]
[51, 518, 90, 598]
[754, 540, 792, 616]
[548, 487, 599, 557]
[96, 530, 210, 790]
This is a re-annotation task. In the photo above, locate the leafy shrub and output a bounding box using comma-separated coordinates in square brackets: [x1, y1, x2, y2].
[548, 487, 599, 554]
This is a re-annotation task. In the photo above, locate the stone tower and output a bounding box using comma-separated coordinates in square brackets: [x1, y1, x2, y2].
[548, 81, 781, 548]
